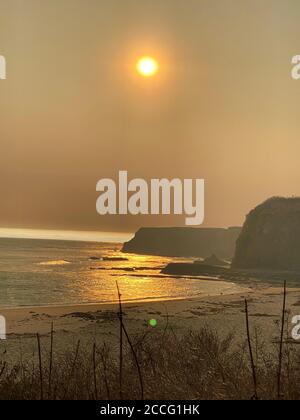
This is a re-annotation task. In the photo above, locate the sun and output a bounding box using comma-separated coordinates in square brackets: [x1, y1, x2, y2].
[136, 56, 159, 77]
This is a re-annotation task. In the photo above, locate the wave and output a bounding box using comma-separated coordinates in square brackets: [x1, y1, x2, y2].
[37, 260, 71, 266]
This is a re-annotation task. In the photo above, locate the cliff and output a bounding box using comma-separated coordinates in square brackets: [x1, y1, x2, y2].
[122, 227, 241, 258]
[232, 197, 300, 270]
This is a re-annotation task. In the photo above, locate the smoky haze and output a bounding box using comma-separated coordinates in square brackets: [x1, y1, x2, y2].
[1, 0, 300, 233]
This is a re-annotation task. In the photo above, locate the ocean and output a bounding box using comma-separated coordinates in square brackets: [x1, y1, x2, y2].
[0, 237, 240, 308]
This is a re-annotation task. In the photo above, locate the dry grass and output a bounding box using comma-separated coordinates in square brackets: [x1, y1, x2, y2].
[0, 322, 300, 400]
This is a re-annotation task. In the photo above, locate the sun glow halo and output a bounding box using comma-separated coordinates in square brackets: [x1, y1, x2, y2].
[136, 57, 159, 77]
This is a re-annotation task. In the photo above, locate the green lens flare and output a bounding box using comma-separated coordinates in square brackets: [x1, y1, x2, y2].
[149, 319, 157, 327]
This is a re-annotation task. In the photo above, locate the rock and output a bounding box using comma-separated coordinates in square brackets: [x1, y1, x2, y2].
[194, 254, 229, 267]
[232, 197, 300, 270]
[122, 227, 241, 258]
[89, 256, 128, 262]
[161, 262, 227, 276]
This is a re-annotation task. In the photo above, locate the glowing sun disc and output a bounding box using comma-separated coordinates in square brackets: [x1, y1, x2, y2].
[136, 57, 159, 77]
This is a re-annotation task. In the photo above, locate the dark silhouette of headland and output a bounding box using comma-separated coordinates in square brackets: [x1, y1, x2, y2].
[161, 197, 300, 283]
[232, 197, 300, 270]
[122, 227, 241, 259]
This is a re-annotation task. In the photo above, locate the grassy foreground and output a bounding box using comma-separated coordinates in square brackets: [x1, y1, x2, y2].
[0, 312, 300, 399]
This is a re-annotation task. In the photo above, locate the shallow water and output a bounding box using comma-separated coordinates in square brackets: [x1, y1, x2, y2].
[0, 238, 242, 308]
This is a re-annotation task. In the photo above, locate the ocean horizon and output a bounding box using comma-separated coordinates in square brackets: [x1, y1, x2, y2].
[0, 228, 133, 244]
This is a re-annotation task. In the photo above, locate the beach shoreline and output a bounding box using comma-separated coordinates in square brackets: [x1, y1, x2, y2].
[1, 283, 300, 365]
[0, 282, 250, 335]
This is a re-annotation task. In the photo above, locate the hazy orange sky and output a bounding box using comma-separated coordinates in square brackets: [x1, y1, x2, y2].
[1, 0, 300, 233]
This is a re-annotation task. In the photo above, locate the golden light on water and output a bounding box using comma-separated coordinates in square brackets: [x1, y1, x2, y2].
[136, 56, 159, 77]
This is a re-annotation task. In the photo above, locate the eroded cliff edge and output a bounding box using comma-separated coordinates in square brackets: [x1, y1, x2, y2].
[232, 197, 300, 270]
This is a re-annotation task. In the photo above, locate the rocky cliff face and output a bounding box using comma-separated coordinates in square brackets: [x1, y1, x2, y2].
[232, 197, 300, 270]
[122, 227, 241, 258]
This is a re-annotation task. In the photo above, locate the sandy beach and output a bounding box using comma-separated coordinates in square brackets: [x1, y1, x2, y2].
[1, 282, 300, 364]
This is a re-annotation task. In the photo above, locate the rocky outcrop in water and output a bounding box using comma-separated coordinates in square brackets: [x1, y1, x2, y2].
[122, 227, 241, 258]
[194, 254, 229, 267]
[232, 197, 300, 270]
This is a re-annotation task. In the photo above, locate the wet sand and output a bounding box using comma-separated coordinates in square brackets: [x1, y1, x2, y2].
[1, 282, 300, 364]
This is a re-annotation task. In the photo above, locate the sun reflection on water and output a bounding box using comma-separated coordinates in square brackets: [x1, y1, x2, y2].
[0, 240, 245, 308]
